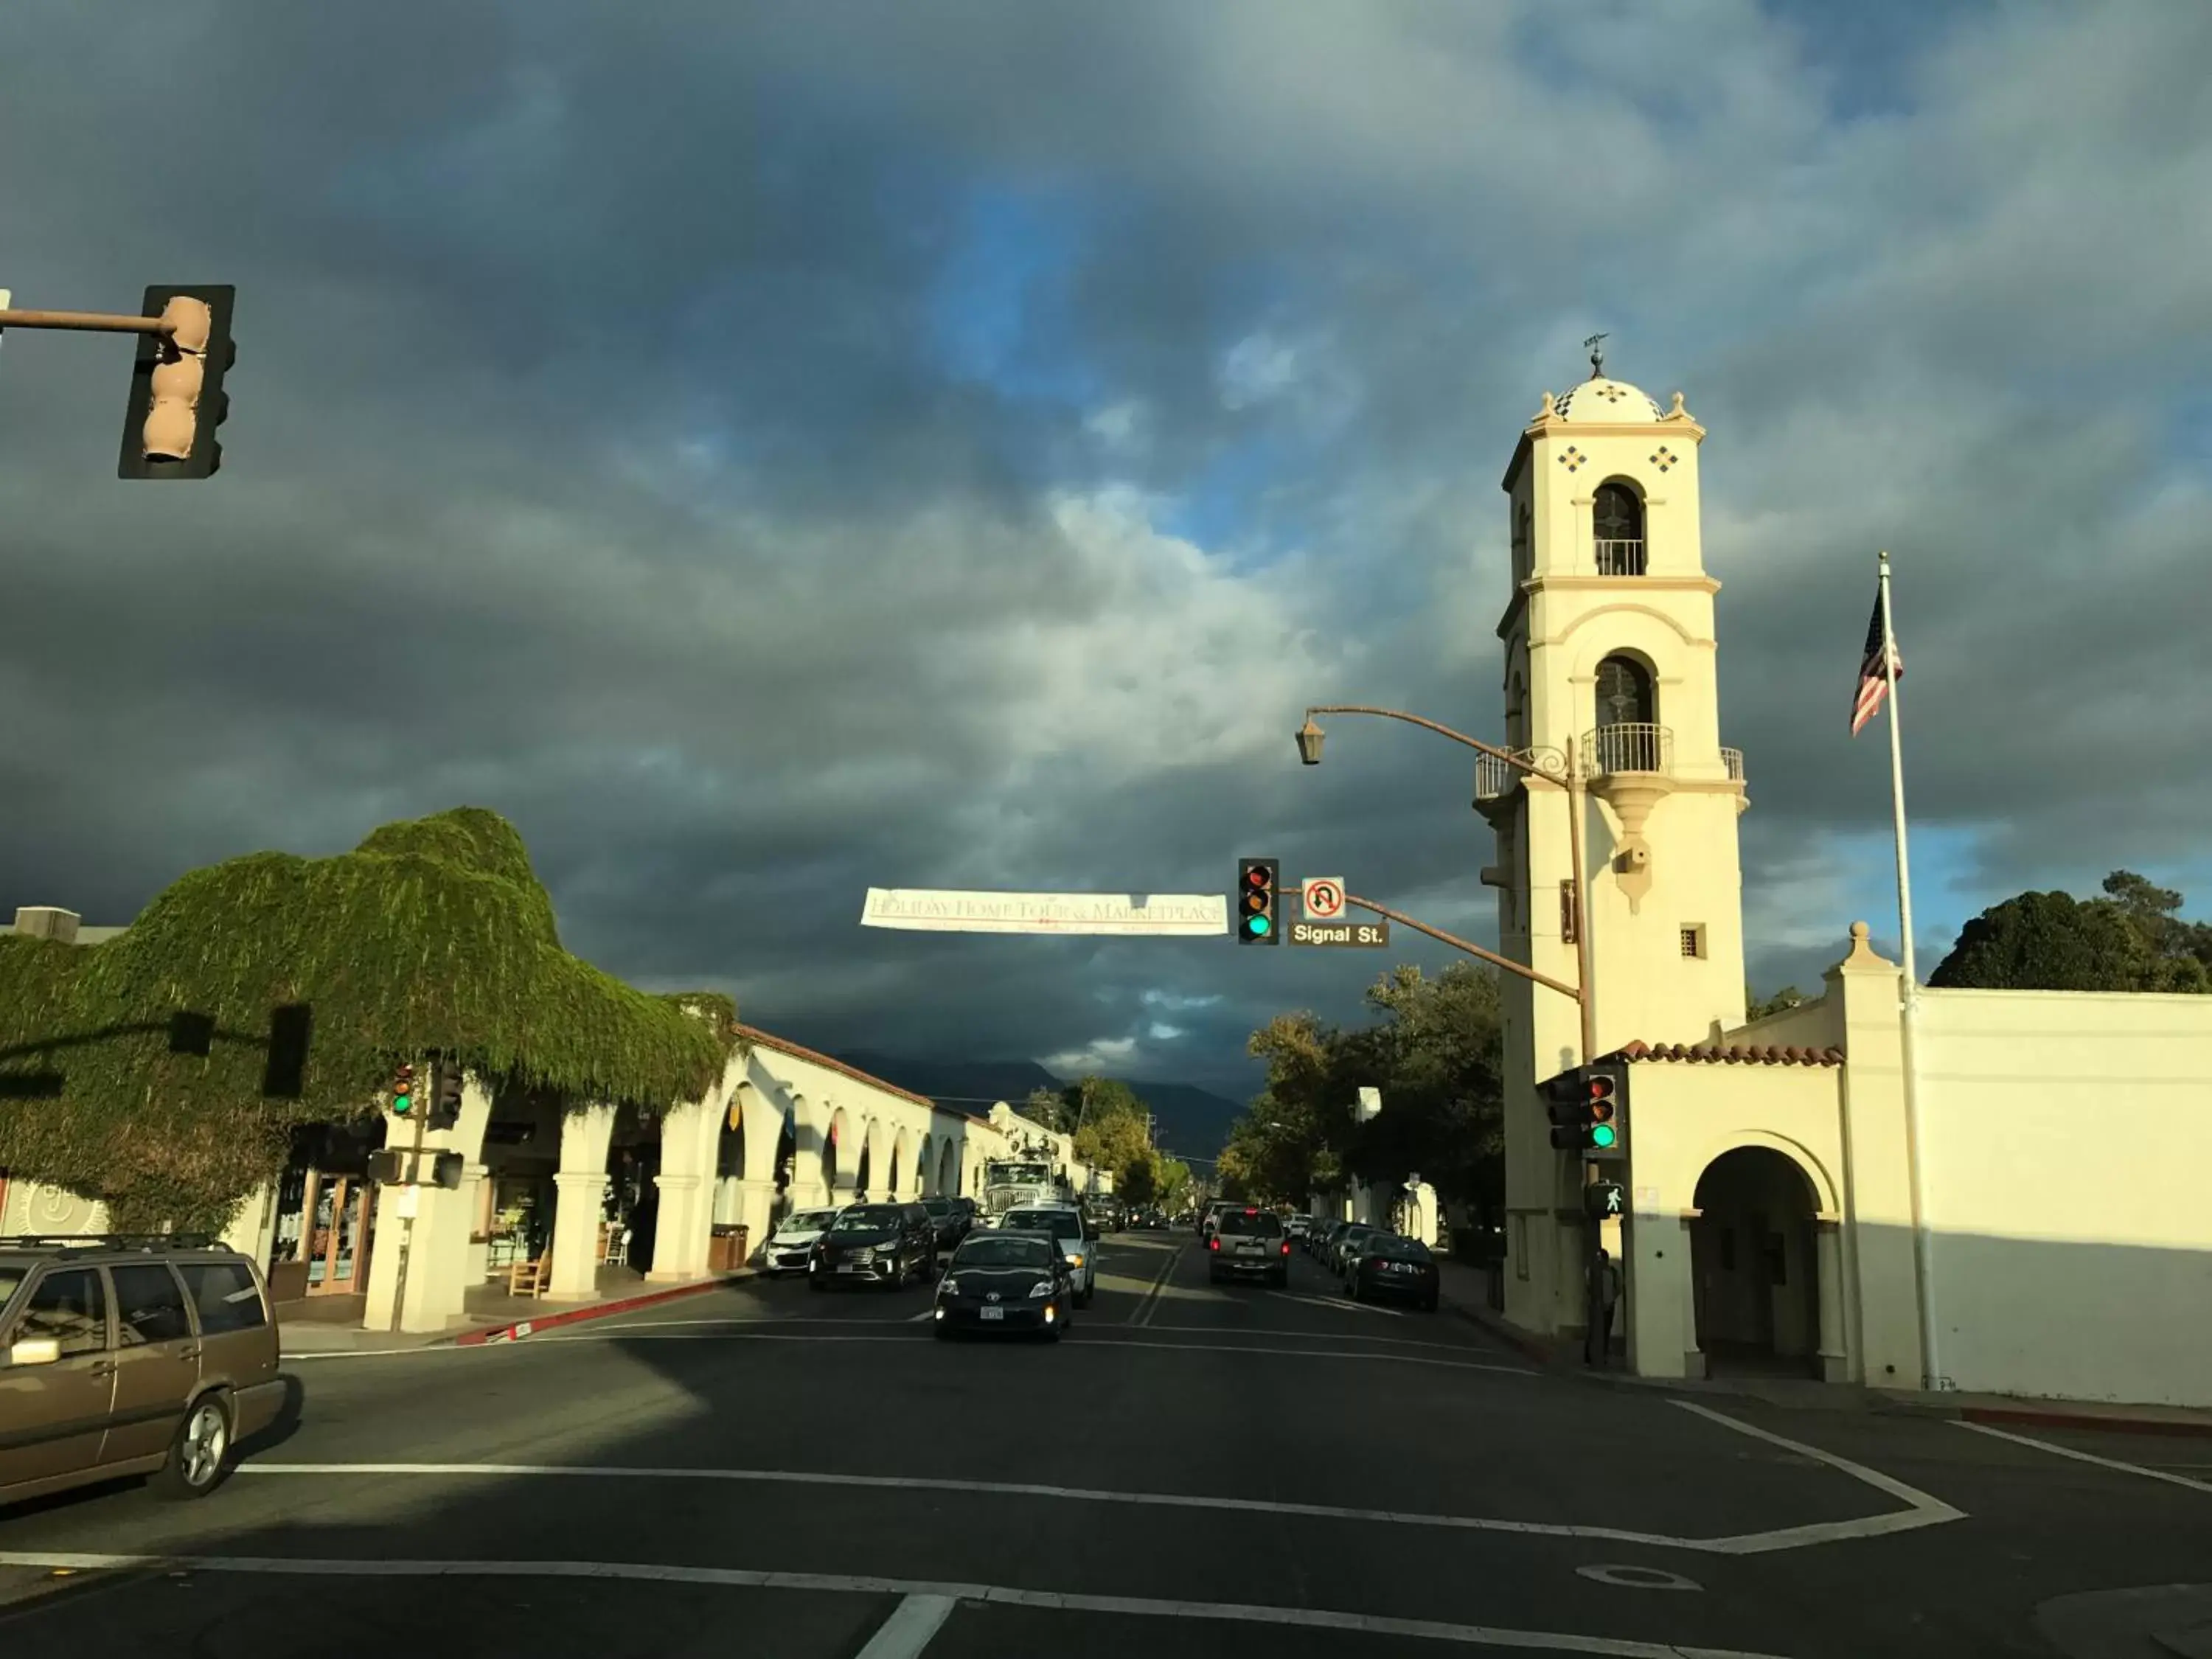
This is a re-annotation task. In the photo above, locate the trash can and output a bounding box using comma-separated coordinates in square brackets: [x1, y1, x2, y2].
[709, 1224, 750, 1273]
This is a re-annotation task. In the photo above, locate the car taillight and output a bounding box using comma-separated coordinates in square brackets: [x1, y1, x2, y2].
[1207, 1237, 1220, 1251]
[1279, 1240, 1291, 1255]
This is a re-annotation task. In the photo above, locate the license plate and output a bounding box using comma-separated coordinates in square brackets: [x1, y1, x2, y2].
[1238, 1245, 1262, 1255]
[981, 1307, 1004, 1321]
[837, 1264, 860, 1274]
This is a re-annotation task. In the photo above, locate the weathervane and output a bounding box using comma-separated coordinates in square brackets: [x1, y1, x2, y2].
[1584, 333, 1609, 379]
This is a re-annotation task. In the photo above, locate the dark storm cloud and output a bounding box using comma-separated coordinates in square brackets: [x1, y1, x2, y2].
[4, 1, 2208, 1099]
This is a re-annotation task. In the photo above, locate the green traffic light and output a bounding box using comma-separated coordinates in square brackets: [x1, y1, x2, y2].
[394, 1093, 414, 1116]
[1249, 915, 1270, 936]
[1590, 1124, 1616, 1148]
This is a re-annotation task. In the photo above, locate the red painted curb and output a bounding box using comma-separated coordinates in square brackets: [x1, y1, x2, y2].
[455, 1274, 746, 1346]
[1961, 1404, 2212, 1440]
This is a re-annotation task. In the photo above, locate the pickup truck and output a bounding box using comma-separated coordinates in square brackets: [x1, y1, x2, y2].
[1206, 1206, 1290, 1287]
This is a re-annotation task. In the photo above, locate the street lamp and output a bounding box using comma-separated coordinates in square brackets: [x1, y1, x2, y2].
[1295, 705, 1598, 1067]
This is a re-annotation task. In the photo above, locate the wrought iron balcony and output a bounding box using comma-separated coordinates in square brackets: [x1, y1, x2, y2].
[1584, 722, 1672, 778]
[1472, 745, 1568, 802]
[1594, 538, 1646, 577]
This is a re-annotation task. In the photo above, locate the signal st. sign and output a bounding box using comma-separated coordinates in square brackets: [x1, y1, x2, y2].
[1289, 919, 1389, 948]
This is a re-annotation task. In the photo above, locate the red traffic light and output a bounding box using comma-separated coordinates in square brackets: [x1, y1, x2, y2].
[1245, 868, 1268, 887]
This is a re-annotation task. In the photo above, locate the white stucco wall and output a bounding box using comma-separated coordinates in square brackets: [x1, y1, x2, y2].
[1911, 987, 2212, 1407]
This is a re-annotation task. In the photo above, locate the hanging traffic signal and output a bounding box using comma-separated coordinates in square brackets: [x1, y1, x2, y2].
[118, 285, 235, 479]
[390, 1062, 417, 1117]
[1237, 858, 1280, 945]
[428, 1058, 465, 1131]
[1542, 1062, 1630, 1163]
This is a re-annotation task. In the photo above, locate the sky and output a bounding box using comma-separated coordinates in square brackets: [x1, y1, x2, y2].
[4, 0, 2209, 1100]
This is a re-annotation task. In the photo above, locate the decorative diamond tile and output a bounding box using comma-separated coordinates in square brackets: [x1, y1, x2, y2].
[1596, 383, 1629, 404]
[1557, 445, 1585, 473]
[1649, 446, 1676, 473]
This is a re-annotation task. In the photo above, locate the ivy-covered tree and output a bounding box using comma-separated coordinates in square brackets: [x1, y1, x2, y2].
[1929, 872, 2211, 993]
[1746, 985, 1809, 1020]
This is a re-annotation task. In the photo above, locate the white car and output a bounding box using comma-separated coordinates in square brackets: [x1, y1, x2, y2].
[762, 1206, 843, 1275]
[998, 1206, 1096, 1307]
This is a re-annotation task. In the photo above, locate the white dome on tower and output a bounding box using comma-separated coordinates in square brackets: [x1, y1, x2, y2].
[1551, 376, 1664, 422]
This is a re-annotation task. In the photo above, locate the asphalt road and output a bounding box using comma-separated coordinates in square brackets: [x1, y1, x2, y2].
[2, 1227, 2208, 1658]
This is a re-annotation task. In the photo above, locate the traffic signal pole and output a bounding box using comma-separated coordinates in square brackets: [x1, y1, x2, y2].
[384, 1060, 430, 1334]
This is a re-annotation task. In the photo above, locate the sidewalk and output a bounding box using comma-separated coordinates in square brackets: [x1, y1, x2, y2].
[279, 1269, 754, 1355]
[1430, 1256, 2212, 1438]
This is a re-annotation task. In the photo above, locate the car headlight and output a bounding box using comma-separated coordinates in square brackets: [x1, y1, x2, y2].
[1065, 1253, 1084, 1269]
[1028, 1280, 1054, 1298]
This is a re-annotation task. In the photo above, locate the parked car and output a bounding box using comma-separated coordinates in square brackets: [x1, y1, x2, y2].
[1284, 1214, 1313, 1240]
[931, 1230, 1074, 1341]
[998, 1206, 1096, 1307]
[1343, 1231, 1441, 1310]
[808, 1203, 936, 1290]
[1312, 1220, 1348, 1261]
[1325, 1222, 1377, 1274]
[1206, 1206, 1290, 1287]
[921, 1197, 972, 1253]
[1, 1234, 289, 1508]
[1198, 1200, 1234, 1239]
[762, 1207, 842, 1275]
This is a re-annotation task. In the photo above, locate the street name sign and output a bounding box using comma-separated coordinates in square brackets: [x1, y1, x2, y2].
[1289, 919, 1388, 948]
[860, 888, 1227, 936]
[1300, 877, 1345, 920]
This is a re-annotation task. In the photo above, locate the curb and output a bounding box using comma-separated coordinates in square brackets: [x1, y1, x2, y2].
[1440, 1290, 1566, 1368]
[1947, 1402, 2212, 1441]
[456, 1271, 753, 1347]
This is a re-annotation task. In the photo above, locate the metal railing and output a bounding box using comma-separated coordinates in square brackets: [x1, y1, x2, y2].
[1722, 747, 1745, 782]
[1473, 745, 1569, 801]
[1583, 723, 1672, 778]
[1594, 538, 1646, 577]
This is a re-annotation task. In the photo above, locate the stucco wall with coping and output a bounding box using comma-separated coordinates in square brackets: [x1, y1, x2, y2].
[1910, 985, 2212, 1406]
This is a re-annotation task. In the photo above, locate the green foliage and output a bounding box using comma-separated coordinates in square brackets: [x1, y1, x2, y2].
[1064, 1074, 1159, 1200]
[1746, 985, 1808, 1020]
[0, 806, 737, 1232]
[1224, 961, 1506, 1214]
[1929, 871, 2211, 993]
[1021, 1085, 1070, 1133]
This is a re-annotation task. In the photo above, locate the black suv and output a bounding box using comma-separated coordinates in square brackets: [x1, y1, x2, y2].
[809, 1203, 936, 1290]
[922, 1197, 973, 1251]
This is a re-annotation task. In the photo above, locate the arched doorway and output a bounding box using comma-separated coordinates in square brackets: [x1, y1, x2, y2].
[824, 1109, 846, 1196]
[939, 1140, 957, 1197]
[1690, 1148, 1822, 1378]
[713, 1092, 745, 1225]
[854, 1126, 874, 1200]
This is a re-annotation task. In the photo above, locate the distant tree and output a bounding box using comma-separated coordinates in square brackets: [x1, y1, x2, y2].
[1746, 985, 1809, 1020]
[1929, 874, 2209, 993]
[1021, 1086, 1070, 1133]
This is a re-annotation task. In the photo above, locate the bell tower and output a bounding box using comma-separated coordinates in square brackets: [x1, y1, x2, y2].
[1478, 344, 1750, 1338]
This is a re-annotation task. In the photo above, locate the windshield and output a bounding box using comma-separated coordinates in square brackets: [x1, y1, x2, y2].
[0, 1267, 24, 1308]
[830, 1208, 901, 1233]
[1370, 1234, 1430, 1262]
[776, 1211, 838, 1234]
[1004, 1211, 1082, 1241]
[1217, 1210, 1283, 1237]
[953, 1236, 1054, 1270]
[922, 1200, 953, 1216]
[986, 1163, 1052, 1186]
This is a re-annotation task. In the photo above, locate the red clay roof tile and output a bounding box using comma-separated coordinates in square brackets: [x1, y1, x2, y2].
[1610, 1040, 1843, 1068]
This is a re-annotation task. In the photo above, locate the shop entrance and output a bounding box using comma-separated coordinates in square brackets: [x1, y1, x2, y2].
[268, 1120, 383, 1306]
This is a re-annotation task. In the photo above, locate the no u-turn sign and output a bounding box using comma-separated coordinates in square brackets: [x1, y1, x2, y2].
[1300, 877, 1345, 920]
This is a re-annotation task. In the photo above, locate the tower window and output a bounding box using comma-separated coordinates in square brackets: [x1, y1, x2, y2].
[1595, 655, 1655, 728]
[1593, 481, 1646, 576]
[1680, 924, 1708, 959]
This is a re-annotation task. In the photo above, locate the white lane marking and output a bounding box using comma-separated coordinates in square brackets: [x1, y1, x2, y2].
[1130, 1245, 1185, 1327]
[521, 1329, 1531, 1374]
[234, 1442, 1941, 1557]
[905, 1310, 936, 1324]
[1269, 1290, 1405, 1319]
[1669, 1401, 1967, 1552]
[857, 1592, 957, 1658]
[0, 1552, 1802, 1658]
[1957, 1421, 2212, 1496]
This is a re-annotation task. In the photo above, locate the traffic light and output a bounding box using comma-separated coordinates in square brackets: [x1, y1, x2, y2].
[428, 1151, 465, 1190]
[428, 1059, 465, 1131]
[390, 1062, 417, 1118]
[118, 285, 235, 479]
[1543, 1062, 1630, 1163]
[1237, 858, 1280, 945]
[367, 1149, 407, 1184]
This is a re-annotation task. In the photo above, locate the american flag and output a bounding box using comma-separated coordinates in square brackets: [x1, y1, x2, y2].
[1851, 584, 1902, 736]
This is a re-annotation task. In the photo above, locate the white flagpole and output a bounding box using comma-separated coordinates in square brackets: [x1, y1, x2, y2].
[1879, 550, 1941, 1391]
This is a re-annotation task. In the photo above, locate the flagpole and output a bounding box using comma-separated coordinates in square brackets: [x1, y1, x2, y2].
[1879, 550, 1941, 1391]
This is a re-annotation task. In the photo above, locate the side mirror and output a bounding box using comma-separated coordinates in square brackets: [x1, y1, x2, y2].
[8, 1338, 61, 1368]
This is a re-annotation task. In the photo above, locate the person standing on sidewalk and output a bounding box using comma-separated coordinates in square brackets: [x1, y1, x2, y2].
[1585, 1247, 1622, 1367]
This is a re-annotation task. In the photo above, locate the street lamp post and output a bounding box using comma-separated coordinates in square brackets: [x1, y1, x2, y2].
[1295, 707, 1599, 1066]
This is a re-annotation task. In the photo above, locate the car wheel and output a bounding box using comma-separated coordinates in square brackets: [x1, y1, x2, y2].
[1346, 1276, 1362, 1301]
[151, 1392, 232, 1500]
